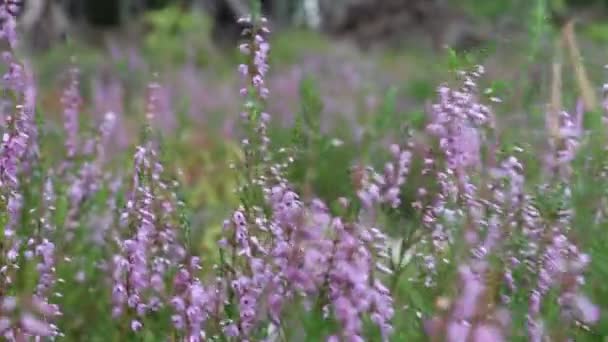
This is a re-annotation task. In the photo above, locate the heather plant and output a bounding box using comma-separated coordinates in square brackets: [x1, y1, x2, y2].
[0, 0, 608, 341]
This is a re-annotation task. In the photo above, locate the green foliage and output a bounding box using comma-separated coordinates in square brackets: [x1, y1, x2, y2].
[285, 75, 360, 202]
[142, 6, 214, 67]
[584, 22, 608, 43]
[407, 79, 434, 102]
[463, 0, 528, 19]
[375, 86, 399, 134]
[270, 30, 330, 66]
[528, 0, 553, 62]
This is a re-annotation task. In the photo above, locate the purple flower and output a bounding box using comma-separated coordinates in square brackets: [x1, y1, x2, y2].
[446, 320, 471, 342]
[357, 144, 412, 210]
[61, 67, 82, 159]
[131, 320, 142, 332]
[472, 323, 504, 342]
[20, 313, 54, 336]
[111, 85, 194, 331]
[170, 259, 210, 340]
[238, 16, 271, 100]
[571, 294, 600, 324]
[451, 264, 485, 320]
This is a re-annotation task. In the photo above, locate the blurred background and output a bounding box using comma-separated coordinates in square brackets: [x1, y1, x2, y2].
[13, 0, 608, 240]
[16, 0, 608, 50]
[16, 0, 608, 118]
[16, 0, 608, 52]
